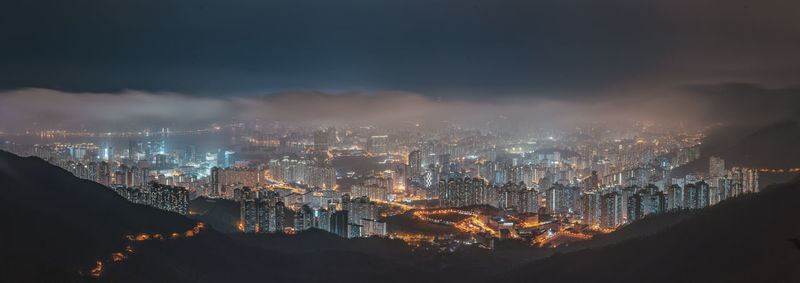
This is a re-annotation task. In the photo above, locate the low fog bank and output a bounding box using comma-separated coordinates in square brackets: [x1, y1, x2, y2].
[0, 83, 798, 131]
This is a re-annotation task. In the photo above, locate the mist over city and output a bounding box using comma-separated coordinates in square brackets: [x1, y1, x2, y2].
[1, 0, 799, 282]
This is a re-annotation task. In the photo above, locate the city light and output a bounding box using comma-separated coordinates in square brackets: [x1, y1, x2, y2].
[2, 2, 799, 280]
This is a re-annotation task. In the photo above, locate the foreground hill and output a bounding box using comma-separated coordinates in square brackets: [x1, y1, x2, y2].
[0, 150, 198, 281]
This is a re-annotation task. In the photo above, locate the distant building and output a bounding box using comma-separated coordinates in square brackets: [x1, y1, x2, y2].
[731, 167, 759, 194]
[294, 205, 314, 232]
[667, 184, 684, 210]
[351, 183, 387, 202]
[627, 190, 645, 222]
[408, 150, 422, 177]
[313, 130, 330, 163]
[583, 171, 600, 192]
[367, 135, 388, 155]
[240, 188, 286, 233]
[582, 191, 601, 227]
[147, 182, 189, 215]
[210, 167, 266, 199]
[269, 157, 336, 189]
[343, 196, 386, 237]
[600, 191, 624, 229]
[709, 156, 725, 178]
[547, 184, 579, 216]
[439, 177, 497, 208]
[330, 210, 349, 238]
[241, 189, 258, 233]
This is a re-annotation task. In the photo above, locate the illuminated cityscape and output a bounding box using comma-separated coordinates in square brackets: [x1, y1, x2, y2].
[0, 123, 767, 247]
[1, 0, 799, 282]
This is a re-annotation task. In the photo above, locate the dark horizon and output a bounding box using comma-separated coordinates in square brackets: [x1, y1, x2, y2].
[3, 0, 799, 97]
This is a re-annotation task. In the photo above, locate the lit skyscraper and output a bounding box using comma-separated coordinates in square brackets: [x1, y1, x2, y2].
[408, 150, 422, 177]
[367, 135, 388, 155]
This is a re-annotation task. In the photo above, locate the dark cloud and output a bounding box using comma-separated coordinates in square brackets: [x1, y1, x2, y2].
[1, 0, 799, 131]
[2, 0, 799, 99]
[0, 88, 233, 130]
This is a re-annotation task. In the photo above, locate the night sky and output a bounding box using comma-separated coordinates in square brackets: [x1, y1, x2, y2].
[1, 0, 799, 128]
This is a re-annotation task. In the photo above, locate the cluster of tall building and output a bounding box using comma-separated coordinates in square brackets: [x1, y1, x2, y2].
[268, 157, 336, 190]
[313, 129, 334, 163]
[342, 195, 386, 237]
[56, 158, 153, 190]
[111, 182, 189, 215]
[438, 177, 496, 207]
[671, 166, 759, 208]
[32, 143, 100, 162]
[627, 185, 668, 221]
[350, 176, 393, 202]
[209, 166, 267, 198]
[238, 188, 287, 233]
[113, 164, 150, 188]
[148, 182, 190, 215]
[59, 160, 110, 185]
[579, 157, 759, 230]
[29, 140, 211, 190]
[438, 178, 539, 213]
[403, 139, 697, 205]
[27, 143, 197, 216]
[546, 183, 581, 216]
[580, 183, 694, 230]
[476, 162, 557, 186]
[239, 189, 386, 238]
[665, 182, 709, 211]
[59, 160, 155, 190]
[366, 135, 388, 155]
[581, 190, 625, 230]
[432, 155, 761, 233]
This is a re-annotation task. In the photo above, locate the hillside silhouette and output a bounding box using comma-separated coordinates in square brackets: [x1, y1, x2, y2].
[0, 150, 198, 280]
[188, 197, 240, 233]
